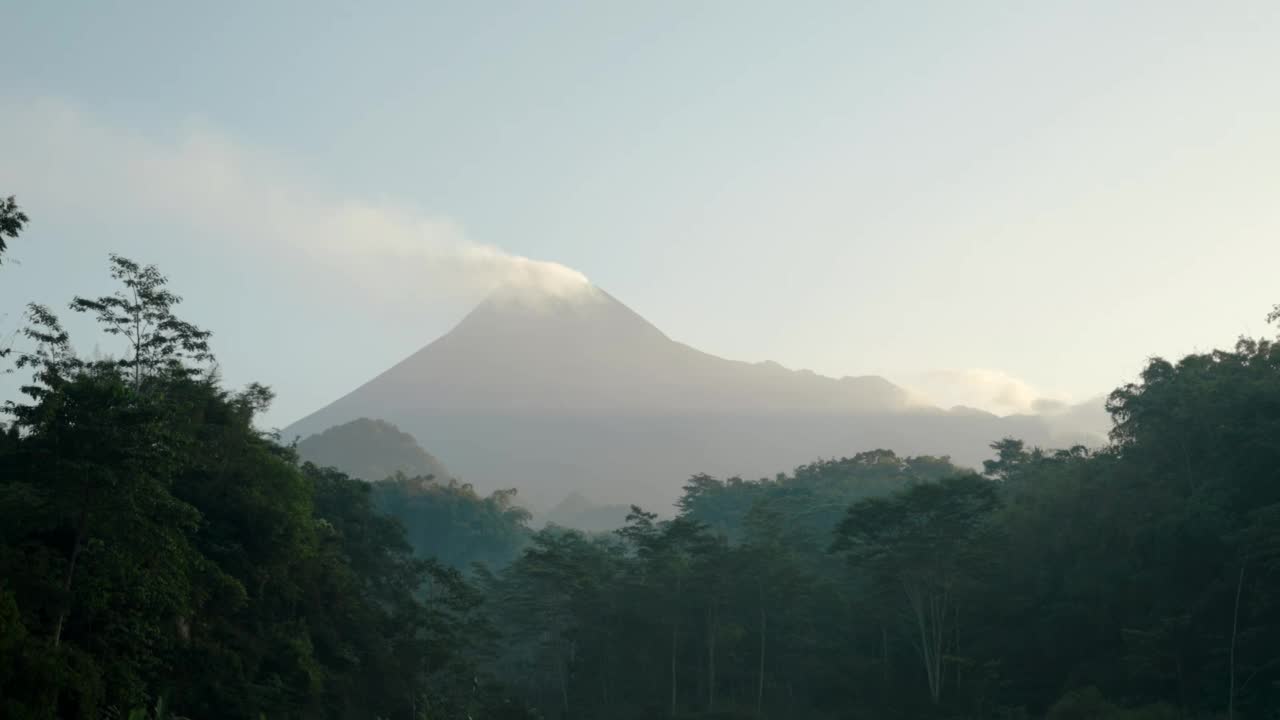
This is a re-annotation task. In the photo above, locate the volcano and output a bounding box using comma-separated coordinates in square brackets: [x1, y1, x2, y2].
[284, 284, 1073, 508]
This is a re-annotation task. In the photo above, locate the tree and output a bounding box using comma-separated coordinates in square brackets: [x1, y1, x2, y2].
[833, 473, 999, 705]
[1, 254, 539, 719]
[8, 307, 202, 640]
[372, 472, 531, 571]
[1, 196, 31, 364]
[1, 306, 207, 716]
[738, 504, 809, 715]
[0, 195, 29, 264]
[69, 254, 212, 389]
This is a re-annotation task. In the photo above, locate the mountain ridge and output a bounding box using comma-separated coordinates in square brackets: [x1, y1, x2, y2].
[284, 284, 1103, 508]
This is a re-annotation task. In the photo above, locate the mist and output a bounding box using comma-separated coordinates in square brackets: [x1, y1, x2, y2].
[0, 99, 589, 304]
[4, 3, 1280, 718]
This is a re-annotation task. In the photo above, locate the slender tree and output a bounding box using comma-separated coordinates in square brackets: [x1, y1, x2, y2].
[70, 254, 212, 389]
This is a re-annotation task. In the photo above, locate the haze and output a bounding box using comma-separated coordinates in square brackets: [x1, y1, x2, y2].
[4, 1, 1278, 430]
[8, 4, 1280, 719]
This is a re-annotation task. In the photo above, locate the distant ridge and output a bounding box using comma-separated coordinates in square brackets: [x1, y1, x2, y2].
[295, 418, 450, 483]
[535, 491, 632, 533]
[284, 283, 1100, 508]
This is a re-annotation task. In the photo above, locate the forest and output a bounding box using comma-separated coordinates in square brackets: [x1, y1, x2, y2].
[2, 197, 1280, 719]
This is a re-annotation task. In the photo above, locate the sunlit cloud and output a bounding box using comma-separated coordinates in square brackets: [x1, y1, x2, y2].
[901, 368, 1070, 416]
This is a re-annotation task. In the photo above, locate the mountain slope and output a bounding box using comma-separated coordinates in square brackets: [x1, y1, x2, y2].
[291, 285, 910, 418]
[285, 284, 1070, 508]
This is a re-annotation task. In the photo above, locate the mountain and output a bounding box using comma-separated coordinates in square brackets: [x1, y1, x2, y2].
[535, 491, 633, 533]
[284, 284, 1089, 509]
[295, 417, 450, 482]
[1034, 395, 1112, 446]
[293, 284, 911, 416]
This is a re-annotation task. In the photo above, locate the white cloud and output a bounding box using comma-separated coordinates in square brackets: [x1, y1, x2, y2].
[0, 98, 589, 303]
[901, 368, 1070, 416]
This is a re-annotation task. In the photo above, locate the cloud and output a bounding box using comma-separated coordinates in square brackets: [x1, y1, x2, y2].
[902, 368, 1069, 416]
[1030, 397, 1069, 414]
[0, 98, 589, 303]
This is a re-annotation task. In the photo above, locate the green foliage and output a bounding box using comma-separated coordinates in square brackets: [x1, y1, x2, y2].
[372, 473, 531, 571]
[833, 473, 1000, 705]
[472, 307, 1280, 719]
[0, 194, 29, 263]
[0, 254, 534, 719]
[1045, 687, 1180, 720]
[679, 449, 960, 547]
[69, 254, 213, 387]
[6, 228, 1280, 718]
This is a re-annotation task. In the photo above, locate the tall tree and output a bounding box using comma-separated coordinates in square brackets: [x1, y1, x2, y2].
[833, 474, 999, 705]
[69, 255, 212, 389]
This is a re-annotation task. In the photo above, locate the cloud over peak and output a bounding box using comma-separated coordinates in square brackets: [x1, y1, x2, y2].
[0, 98, 588, 304]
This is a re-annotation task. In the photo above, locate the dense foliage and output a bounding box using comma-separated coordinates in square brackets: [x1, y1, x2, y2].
[296, 417, 531, 571]
[372, 474, 531, 572]
[4, 201, 1280, 718]
[0, 247, 535, 719]
[474, 329, 1280, 719]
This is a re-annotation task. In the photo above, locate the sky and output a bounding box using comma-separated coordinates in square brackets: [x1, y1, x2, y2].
[2, 1, 1279, 429]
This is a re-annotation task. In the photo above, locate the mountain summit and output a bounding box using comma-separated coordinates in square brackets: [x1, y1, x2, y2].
[284, 285, 1065, 508]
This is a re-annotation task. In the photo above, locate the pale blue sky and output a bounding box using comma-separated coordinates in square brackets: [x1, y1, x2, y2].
[3, 1, 1279, 428]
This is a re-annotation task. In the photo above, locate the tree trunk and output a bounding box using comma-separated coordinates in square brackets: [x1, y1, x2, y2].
[954, 603, 961, 689]
[560, 653, 570, 715]
[907, 584, 935, 703]
[755, 579, 768, 713]
[882, 624, 890, 686]
[51, 507, 89, 649]
[932, 590, 946, 702]
[1229, 565, 1245, 720]
[671, 576, 682, 717]
[905, 581, 946, 704]
[708, 603, 717, 711]
[670, 624, 679, 717]
[756, 604, 767, 714]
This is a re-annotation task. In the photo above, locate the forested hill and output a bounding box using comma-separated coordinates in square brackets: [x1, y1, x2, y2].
[295, 417, 451, 484]
[2, 207, 1280, 719]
